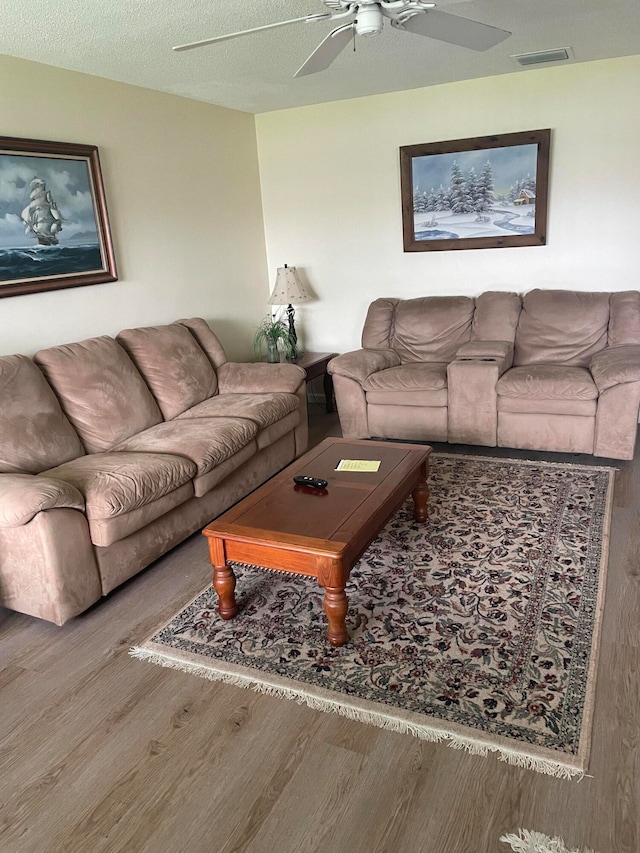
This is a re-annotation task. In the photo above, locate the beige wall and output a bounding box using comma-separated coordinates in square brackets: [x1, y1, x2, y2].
[256, 55, 640, 354]
[4, 54, 639, 361]
[0, 54, 268, 360]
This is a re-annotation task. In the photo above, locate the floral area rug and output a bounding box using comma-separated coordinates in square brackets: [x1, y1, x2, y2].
[131, 454, 614, 779]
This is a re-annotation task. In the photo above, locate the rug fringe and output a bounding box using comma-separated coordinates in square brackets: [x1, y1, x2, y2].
[500, 828, 597, 853]
[129, 646, 583, 780]
[496, 748, 584, 781]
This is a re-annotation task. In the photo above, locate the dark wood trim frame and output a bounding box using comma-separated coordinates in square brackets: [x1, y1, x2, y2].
[400, 129, 551, 252]
[0, 136, 117, 298]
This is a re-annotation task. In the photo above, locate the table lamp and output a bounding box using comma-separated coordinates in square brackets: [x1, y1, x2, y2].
[268, 264, 313, 360]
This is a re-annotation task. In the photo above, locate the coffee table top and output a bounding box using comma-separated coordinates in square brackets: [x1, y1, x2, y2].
[203, 438, 431, 564]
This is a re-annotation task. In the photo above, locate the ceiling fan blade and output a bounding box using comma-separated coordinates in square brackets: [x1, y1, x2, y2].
[173, 13, 331, 52]
[294, 23, 355, 77]
[399, 9, 511, 51]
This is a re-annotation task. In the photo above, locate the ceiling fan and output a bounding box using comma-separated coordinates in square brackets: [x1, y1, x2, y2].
[173, 1, 511, 77]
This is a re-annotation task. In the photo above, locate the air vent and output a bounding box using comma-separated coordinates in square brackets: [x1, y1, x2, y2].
[512, 48, 571, 67]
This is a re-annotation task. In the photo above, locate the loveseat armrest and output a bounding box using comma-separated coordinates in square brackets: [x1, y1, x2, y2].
[0, 474, 85, 529]
[217, 361, 306, 395]
[455, 340, 514, 373]
[590, 345, 640, 393]
[327, 349, 400, 385]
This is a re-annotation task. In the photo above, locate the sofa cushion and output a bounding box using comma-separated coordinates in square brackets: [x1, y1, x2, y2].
[176, 318, 228, 370]
[34, 337, 163, 453]
[114, 417, 258, 476]
[471, 292, 521, 342]
[177, 392, 298, 429]
[0, 474, 85, 528]
[364, 363, 447, 392]
[117, 323, 218, 420]
[391, 297, 474, 363]
[514, 290, 610, 366]
[455, 341, 513, 361]
[42, 452, 196, 520]
[0, 355, 85, 474]
[364, 363, 448, 407]
[88, 483, 195, 547]
[497, 365, 598, 400]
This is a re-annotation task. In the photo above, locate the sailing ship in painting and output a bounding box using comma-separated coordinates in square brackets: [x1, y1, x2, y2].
[0, 161, 104, 286]
[21, 178, 63, 246]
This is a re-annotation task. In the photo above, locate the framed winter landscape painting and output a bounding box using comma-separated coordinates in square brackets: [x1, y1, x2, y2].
[0, 136, 117, 297]
[400, 129, 550, 252]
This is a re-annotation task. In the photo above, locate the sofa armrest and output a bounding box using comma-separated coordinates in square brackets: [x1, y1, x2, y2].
[327, 349, 400, 385]
[217, 361, 306, 395]
[0, 474, 85, 529]
[590, 345, 640, 393]
[455, 340, 514, 373]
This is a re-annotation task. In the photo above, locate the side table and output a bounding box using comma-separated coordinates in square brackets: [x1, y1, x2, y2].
[293, 351, 338, 413]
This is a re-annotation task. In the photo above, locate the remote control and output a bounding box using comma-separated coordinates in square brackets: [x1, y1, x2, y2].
[293, 475, 328, 490]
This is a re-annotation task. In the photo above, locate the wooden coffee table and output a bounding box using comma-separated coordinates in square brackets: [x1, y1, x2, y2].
[202, 437, 432, 647]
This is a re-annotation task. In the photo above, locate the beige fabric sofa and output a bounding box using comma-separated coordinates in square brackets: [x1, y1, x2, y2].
[328, 289, 640, 460]
[0, 318, 307, 625]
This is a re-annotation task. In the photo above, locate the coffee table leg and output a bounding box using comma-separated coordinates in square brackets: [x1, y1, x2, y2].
[213, 564, 238, 620]
[323, 587, 349, 647]
[209, 538, 238, 620]
[412, 461, 429, 523]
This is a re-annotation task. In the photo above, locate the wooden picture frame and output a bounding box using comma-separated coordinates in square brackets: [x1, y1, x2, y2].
[400, 129, 550, 252]
[0, 136, 117, 297]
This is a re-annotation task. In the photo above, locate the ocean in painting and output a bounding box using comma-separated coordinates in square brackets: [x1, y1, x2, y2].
[0, 244, 102, 283]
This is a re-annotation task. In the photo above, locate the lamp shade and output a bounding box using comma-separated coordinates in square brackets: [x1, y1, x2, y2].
[268, 266, 313, 306]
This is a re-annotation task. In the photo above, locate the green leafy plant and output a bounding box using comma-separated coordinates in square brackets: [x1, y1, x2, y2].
[252, 315, 297, 362]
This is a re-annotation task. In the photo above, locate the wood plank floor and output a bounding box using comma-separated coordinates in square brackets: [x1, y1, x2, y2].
[1, 405, 638, 853]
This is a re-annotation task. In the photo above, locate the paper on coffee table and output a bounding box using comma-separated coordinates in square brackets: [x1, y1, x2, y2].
[335, 459, 381, 472]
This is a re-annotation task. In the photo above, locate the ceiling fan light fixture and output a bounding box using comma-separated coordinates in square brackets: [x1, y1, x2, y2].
[175, 0, 513, 74]
[355, 7, 384, 36]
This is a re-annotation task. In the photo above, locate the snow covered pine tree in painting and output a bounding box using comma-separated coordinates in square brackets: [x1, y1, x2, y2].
[412, 143, 539, 241]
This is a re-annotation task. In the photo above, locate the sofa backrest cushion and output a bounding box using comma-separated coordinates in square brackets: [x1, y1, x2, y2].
[390, 297, 474, 363]
[175, 318, 228, 370]
[471, 291, 522, 342]
[0, 355, 85, 474]
[514, 289, 611, 367]
[117, 323, 218, 421]
[34, 337, 163, 453]
[608, 291, 640, 346]
[362, 297, 475, 362]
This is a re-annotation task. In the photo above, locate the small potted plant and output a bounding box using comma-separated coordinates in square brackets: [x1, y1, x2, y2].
[252, 315, 297, 363]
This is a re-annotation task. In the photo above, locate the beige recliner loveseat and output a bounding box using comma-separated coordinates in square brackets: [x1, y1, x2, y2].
[0, 318, 307, 625]
[328, 289, 640, 460]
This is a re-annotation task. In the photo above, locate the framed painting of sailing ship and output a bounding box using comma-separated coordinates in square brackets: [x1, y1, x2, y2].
[0, 136, 117, 297]
[400, 129, 551, 252]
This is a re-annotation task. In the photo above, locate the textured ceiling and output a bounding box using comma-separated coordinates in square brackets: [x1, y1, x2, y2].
[1, 0, 639, 113]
